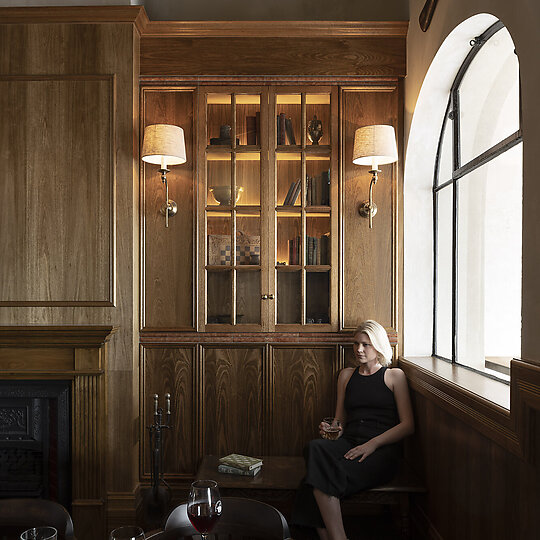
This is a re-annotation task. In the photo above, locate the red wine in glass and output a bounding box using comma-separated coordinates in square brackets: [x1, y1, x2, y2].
[188, 480, 222, 539]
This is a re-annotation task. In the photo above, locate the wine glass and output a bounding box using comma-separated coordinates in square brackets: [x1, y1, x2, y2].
[20, 527, 57, 540]
[321, 417, 342, 440]
[109, 526, 145, 540]
[187, 479, 222, 539]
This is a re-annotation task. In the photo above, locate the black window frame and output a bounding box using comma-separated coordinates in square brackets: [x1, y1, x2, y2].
[432, 20, 522, 381]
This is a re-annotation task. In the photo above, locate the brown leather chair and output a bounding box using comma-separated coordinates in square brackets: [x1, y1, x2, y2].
[0, 498, 75, 540]
[161, 496, 291, 540]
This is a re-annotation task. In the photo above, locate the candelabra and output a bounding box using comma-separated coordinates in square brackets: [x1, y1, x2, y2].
[143, 393, 172, 529]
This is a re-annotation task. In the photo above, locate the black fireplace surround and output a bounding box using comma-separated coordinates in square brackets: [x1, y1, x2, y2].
[0, 380, 71, 509]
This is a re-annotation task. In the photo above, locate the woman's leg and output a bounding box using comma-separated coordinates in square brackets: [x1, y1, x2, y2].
[316, 527, 330, 540]
[313, 488, 347, 540]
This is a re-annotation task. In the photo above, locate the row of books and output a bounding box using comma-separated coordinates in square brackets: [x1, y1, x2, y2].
[277, 113, 296, 145]
[282, 171, 330, 207]
[218, 453, 263, 477]
[282, 178, 301, 206]
[288, 234, 330, 265]
[307, 170, 330, 206]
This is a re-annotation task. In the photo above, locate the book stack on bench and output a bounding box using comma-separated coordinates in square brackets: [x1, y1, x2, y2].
[218, 453, 263, 477]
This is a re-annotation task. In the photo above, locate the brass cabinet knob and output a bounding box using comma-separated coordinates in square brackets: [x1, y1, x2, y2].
[268, 294, 275, 300]
[261, 294, 268, 300]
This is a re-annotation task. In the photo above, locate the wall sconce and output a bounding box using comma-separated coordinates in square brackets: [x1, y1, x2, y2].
[352, 125, 398, 229]
[142, 124, 186, 228]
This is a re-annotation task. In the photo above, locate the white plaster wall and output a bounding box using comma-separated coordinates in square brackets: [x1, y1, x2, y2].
[405, 0, 540, 365]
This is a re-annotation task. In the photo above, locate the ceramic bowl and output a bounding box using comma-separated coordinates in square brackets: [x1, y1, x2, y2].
[209, 185, 243, 205]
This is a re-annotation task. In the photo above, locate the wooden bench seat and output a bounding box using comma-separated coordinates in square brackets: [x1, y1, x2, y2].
[196, 456, 426, 539]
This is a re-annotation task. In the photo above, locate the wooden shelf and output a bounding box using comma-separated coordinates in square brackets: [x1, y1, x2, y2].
[206, 265, 261, 271]
[206, 206, 261, 217]
[276, 147, 331, 159]
[207, 149, 261, 160]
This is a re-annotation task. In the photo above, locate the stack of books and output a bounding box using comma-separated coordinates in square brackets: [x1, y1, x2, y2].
[218, 453, 263, 476]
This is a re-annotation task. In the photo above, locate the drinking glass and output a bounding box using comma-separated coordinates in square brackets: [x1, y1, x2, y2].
[187, 479, 222, 540]
[321, 417, 342, 440]
[109, 526, 145, 540]
[20, 528, 57, 540]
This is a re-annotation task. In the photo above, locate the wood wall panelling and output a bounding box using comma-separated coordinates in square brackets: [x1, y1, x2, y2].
[141, 345, 195, 477]
[341, 87, 399, 330]
[408, 389, 539, 540]
[0, 14, 141, 534]
[140, 37, 406, 78]
[202, 346, 264, 457]
[142, 88, 195, 329]
[0, 76, 114, 306]
[271, 346, 337, 455]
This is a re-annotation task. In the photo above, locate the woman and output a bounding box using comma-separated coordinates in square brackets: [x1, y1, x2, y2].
[291, 320, 414, 540]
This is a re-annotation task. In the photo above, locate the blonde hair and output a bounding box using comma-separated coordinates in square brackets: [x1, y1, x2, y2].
[354, 320, 393, 367]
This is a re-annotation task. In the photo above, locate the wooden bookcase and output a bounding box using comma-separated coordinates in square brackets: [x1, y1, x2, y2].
[197, 86, 339, 332]
[139, 20, 405, 487]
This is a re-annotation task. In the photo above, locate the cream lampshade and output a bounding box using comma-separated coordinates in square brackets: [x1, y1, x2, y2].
[352, 125, 398, 229]
[352, 124, 398, 170]
[142, 124, 186, 227]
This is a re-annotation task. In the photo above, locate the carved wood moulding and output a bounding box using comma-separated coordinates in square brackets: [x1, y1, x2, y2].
[140, 330, 399, 346]
[0, 6, 149, 34]
[143, 21, 409, 38]
[0, 326, 117, 348]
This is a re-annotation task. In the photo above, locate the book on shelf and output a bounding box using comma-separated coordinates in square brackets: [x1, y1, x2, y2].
[283, 179, 301, 206]
[288, 235, 302, 265]
[255, 111, 261, 144]
[306, 170, 331, 206]
[283, 179, 297, 206]
[218, 464, 262, 477]
[277, 113, 287, 145]
[290, 179, 301, 205]
[285, 117, 296, 145]
[246, 115, 257, 145]
[219, 453, 263, 471]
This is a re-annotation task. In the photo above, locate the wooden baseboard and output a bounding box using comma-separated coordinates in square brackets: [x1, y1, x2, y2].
[106, 486, 142, 531]
[411, 502, 444, 540]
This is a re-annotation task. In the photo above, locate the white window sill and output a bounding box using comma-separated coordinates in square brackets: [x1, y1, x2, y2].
[399, 356, 510, 410]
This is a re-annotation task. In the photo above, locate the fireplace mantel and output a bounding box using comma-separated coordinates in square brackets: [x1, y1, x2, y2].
[0, 325, 117, 540]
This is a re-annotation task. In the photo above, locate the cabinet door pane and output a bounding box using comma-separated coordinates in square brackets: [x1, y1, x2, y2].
[306, 156, 330, 207]
[277, 270, 301, 324]
[207, 214, 232, 266]
[306, 215, 330, 266]
[236, 94, 261, 146]
[277, 152, 302, 207]
[207, 152, 232, 207]
[237, 153, 260, 206]
[207, 93, 233, 146]
[237, 270, 261, 324]
[276, 94, 301, 146]
[207, 270, 232, 324]
[306, 270, 330, 324]
[306, 93, 331, 146]
[277, 213, 301, 266]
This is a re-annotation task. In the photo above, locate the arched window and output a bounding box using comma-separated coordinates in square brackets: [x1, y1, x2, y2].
[433, 21, 522, 380]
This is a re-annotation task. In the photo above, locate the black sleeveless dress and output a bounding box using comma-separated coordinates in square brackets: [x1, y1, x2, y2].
[291, 366, 401, 529]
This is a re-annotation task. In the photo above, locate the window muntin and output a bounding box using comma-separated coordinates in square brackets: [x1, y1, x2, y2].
[458, 27, 520, 166]
[433, 21, 522, 381]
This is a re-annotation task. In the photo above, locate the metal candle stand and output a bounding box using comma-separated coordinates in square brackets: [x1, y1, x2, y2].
[143, 393, 172, 529]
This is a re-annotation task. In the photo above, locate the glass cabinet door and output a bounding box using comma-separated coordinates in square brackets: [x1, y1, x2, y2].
[204, 91, 267, 329]
[272, 90, 336, 329]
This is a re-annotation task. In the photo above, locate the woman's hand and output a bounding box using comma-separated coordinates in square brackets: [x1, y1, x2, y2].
[344, 439, 378, 462]
[319, 420, 343, 439]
